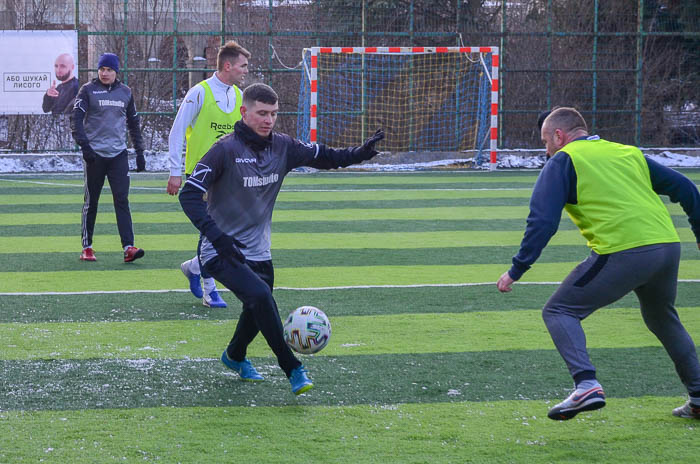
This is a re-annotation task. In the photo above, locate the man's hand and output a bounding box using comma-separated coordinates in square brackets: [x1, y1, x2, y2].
[212, 234, 247, 264]
[497, 271, 515, 293]
[358, 129, 385, 160]
[167, 176, 182, 195]
[136, 151, 146, 172]
[81, 146, 97, 165]
[47, 80, 59, 97]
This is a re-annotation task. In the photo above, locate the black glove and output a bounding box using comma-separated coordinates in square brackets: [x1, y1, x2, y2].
[81, 146, 97, 165]
[136, 151, 146, 172]
[358, 129, 385, 160]
[211, 234, 247, 264]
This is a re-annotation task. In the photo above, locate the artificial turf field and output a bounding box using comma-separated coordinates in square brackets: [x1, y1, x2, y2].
[0, 169, 698, 463]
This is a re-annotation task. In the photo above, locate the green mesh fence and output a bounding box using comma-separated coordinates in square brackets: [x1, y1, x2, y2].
[0, 0, 698, 153]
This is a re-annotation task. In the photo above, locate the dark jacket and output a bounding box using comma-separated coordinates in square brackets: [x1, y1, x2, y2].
[180, 122, 373, 262]
[42, 77, 79, 114]
[70, 78, 144, 158]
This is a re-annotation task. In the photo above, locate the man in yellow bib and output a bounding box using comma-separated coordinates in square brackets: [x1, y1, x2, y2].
[167, 41, 251, 308]
[497, 107, 700, 421]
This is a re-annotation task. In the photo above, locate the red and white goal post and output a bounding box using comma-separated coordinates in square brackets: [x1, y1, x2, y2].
[297, 46, 499, 169]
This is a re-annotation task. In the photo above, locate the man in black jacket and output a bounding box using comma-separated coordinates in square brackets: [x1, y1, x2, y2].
[42, 53, 79, 115]
[71, 53, 146, 263]
[179, 83, 384, 395]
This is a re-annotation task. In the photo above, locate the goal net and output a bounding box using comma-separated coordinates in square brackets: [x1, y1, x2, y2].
[297, 46, 499, 168]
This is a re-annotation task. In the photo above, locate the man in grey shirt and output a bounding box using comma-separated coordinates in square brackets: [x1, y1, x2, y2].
[71, 53, 146, 263]
[179, 83, 384, 395]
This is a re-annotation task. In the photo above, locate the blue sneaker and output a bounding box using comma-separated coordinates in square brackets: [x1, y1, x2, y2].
[203, 290, 227, 308]
[180, 261, 203, 299]
[220, 351, 264, 382]
[289, 365, 313, 395]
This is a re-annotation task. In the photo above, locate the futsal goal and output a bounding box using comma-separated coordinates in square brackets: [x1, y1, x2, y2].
[297, 46, 499, 169]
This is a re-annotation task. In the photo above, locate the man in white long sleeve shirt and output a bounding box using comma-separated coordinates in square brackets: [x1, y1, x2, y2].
[167, 40, 250, 308]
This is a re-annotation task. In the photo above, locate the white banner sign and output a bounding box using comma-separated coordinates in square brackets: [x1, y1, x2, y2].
[1, 30, 79, 115]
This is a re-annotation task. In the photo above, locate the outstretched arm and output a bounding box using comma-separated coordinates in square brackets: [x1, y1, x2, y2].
[286, 129, 385, 171]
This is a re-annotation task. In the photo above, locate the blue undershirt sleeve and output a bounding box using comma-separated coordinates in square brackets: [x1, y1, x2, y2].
[646, 157, 700, 243]
[508, 152, 575, 280]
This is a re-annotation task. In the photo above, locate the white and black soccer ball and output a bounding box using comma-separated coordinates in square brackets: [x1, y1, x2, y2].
[283, 306, 331, 355]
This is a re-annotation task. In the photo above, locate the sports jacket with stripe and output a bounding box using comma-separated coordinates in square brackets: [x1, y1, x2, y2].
[179, 122, 373, 263]
[70, 78, 144, 158]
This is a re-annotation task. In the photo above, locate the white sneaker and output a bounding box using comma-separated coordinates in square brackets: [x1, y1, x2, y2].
[547, 385, 606, 420]
[672, 399, 700, 419]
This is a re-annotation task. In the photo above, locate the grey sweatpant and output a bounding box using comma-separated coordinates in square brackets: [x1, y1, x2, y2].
[542, 242, 700, 394]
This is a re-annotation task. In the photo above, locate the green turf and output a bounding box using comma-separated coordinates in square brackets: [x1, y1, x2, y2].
[0, 245, 607, 272]
[6, 215, 698, 237]
[0, 188, 536, 206]
[2, 283, 699, 323]
[1, 206, 539, 225]
[0, 218, 554, 237]
[1, 398, 697, 464]
[0, 179, 540, 196]
[2, 307, 698, 361]
[0, 348, 687, 411]
[1, 201, 692, 225]
[1, 169, 698, 463]
[0, 192, 688, 212]
[1, 228, 697, 252]
[0, 197, 540, 214]
[5, 259, 700, 293]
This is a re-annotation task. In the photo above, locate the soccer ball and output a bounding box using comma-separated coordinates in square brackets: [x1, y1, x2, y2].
[283, 306, 331, 355]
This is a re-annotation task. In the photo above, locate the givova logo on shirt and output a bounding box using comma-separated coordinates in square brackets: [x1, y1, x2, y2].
[243, 173, 279, 187]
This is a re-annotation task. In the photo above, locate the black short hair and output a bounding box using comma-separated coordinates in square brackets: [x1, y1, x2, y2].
[242, 83, 278, 106]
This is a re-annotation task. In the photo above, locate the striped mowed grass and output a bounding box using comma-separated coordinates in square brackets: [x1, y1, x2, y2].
[0, 170, 698, 463]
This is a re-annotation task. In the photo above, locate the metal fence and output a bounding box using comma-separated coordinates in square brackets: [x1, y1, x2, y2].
[1, 0, 698, 153]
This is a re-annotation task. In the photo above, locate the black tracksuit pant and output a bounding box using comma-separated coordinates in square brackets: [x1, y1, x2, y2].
[203, 255, 301, 378]
[81, 150, 134, 249]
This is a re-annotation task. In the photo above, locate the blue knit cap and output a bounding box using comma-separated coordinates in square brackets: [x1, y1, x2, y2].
[97, 53, 120, 73]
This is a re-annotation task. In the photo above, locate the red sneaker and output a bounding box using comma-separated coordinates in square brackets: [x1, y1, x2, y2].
[80, 248, 96, 261]
[124, 246, 145, 263]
